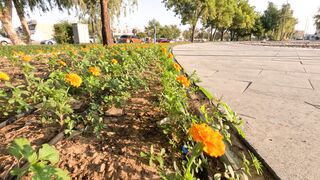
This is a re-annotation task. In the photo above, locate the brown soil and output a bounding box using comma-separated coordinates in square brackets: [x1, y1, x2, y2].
[0, 56, 50, 88]
[0, 113, 60, 178]
[0, 63, 176, 179]
[54, 81, 171, 179]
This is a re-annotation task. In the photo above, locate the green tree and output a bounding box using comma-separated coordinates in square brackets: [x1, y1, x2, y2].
[229, 0, 256, 41]
[76, 0, 138, 45]
[251, 13, 265, 40]
[145, 19, 161, 38]
[136, 31, 147, 38]
[203, 0, 236, 41]
[162, 0, 215, 42]
[159, 25, 181, 39]
[53, 21, 74, 44]
[278, 4, 297, 40]
[260, 2, 281, 39]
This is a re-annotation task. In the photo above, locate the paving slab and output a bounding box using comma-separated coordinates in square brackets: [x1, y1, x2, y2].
[173, 42, 320, 180]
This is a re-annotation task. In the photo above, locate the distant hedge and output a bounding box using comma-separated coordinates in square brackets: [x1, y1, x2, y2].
[54, 21, 73, 44]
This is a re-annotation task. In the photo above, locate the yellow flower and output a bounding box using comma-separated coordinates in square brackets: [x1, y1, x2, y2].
[168, 53, 174, 59]
[22, 55, 32, 62]
[57, 60, 67, 67]
[111, 59, 118, 64]
[189, 123, 225, 158]
[0, 72, 10, 81]
[88, 67, 101, 76]
[65, 73, 82, 88]
[173, 63, 181, 72]
[14, 51, 24, 56]
[176, 75, 190, 88]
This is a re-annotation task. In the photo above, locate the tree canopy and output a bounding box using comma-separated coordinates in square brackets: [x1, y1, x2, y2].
[144, 19, 181, 39]
[162, 0, 215, 42]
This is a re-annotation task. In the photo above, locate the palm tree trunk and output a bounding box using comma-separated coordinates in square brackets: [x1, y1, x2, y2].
[0, 0, 24, 45]
[100, 0, 113, 45]
[13, 0, 30, 44]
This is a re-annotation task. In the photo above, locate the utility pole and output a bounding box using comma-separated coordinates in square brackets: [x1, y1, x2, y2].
[304, 17, 309, 40]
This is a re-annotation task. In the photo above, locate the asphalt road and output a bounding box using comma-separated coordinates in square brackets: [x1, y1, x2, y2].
[173, 42, 320, 180]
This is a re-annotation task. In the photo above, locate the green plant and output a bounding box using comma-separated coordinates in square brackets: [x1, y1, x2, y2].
[249, 151, 263, 175]
[53, 21, 74, 44]
[140, 145, 166, 169]
[8, 138, 70, 180]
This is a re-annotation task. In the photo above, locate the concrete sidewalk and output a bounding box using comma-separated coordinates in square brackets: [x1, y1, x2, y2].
[173, 43, 320, 180]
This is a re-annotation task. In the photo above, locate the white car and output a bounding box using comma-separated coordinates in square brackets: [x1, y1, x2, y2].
[40, 39, 56, 45]
[0, 36, 12, 45]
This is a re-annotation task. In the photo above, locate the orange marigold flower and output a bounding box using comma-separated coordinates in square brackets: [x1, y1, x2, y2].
[189, 123, 225, 157]
[111, 59, 118, 64]
[57, 60, 67, 67]
[173, 63, 181, 72]
[81, 47, 89, 52]
[88, 67, 101, 76]
[168, 53, 174, 59]
[65, 73, 82, 88]
[0, 72, 10, 81]
[22, 55, 32, 62]
[161, 47, 167, 55]
[176, 75, 190, 88]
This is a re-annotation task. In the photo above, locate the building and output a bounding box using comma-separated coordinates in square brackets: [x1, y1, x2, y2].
[293, 30, 304, 40]
[17, 20, 54, 43]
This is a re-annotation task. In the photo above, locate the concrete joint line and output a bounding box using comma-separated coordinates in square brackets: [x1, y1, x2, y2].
[242, 81, 253, 94]
[304, 101, 320, 109]
[308, 79, 315, 90]
[303, 67, 307, 73]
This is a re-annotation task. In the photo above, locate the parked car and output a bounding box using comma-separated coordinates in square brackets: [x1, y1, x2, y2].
[119, 35, 142, 43]
[157, 38, 171, 43]
[40, 39, 56, 45]
[0, 36, 12, 45]
[89, 36, 99, 43]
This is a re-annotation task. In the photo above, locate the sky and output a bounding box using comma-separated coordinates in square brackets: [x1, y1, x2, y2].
[11, 0, 320, 34]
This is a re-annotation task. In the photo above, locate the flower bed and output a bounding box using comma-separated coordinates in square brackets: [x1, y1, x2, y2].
[0, 44, 273, 179]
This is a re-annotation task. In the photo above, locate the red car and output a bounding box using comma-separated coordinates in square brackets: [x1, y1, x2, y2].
[119, 35, 142, 43]
[157, 38, 171, 43]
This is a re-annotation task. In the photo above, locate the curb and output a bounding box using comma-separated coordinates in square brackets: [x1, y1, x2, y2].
[170, 46, 281, 180]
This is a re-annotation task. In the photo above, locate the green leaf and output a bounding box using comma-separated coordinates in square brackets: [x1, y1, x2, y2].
[53, 168, 71, 180]
[38, 144, 59, 165]
[8, 138, 37, 163]
[8, 98, 15, 104]
[199, 86, 213, 100]
[155, 156, 164, 169]
[30, 164, 53, 180]
[140, 151, 147, 158]
[10, 167, 28, 177]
